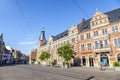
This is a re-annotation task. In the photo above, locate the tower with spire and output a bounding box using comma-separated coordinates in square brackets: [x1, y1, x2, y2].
[38, 27, 47, 47]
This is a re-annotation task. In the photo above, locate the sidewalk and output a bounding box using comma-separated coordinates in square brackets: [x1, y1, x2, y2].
[68, 67, 115, 72]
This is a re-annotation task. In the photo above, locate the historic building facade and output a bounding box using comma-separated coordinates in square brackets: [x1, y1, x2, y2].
[78, 8, 120, 68]
[37, 25, 79, 66]
[37, 8, 120, 68]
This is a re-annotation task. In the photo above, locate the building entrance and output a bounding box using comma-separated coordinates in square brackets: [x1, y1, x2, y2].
[82, 56, 86, 66]
[73, 58, 81, 66]
[89, 56, 94, 66]
[100, 54, 109, 66]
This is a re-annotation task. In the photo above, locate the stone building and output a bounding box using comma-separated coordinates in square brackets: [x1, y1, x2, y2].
[29, 49, 37, 64]
[37, 8, 120, 68]
[0, 33, 6, 65]
[37, 26, 79, 66]
[78, 8, 120, 68]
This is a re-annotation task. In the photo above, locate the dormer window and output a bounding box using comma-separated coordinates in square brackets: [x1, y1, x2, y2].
[96, 22, 98, 25]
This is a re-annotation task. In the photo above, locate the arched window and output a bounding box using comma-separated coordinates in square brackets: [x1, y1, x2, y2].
[117, 54, 120, 63]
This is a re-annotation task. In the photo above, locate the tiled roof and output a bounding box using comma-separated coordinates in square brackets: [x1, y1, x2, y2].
[106, 8, 120, 23]
[78, 8, 120, 33]
[53, 30, 68, 41]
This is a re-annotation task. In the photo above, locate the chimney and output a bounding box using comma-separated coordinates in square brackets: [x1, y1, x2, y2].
[78, 18, 85, 30]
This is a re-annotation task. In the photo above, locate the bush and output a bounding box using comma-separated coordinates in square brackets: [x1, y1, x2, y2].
[31, 61, 34, 64]
[65, 62, 69, 65]
[51, 61, 54, 65]
[113, 62, 120, 67]
[38, 62, 41, 64]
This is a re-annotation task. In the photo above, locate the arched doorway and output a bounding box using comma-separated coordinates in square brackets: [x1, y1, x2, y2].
[117, 54, 120, 63]
[100, 54, 109, 66]
[89, 55, 94, 66]
[82, 56, 86, 66]
[73, 58, 81, 66]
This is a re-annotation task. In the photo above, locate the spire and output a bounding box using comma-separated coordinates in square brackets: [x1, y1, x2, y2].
[41, 26, 44, 31]
[39, 27, 46, 41]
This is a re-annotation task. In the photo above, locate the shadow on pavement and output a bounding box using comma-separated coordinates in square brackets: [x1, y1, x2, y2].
[86, 76, 95, 80]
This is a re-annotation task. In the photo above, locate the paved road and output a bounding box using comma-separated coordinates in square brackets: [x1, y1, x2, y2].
[0, 64, 120, 80]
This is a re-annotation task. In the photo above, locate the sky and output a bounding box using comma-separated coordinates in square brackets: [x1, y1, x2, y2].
[0, 0, 120, 55]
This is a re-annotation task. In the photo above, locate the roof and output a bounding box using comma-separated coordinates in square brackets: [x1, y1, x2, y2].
[78, 8, 120, 33]
[106, 8, 120, 23]
[53, 30, 68, 41]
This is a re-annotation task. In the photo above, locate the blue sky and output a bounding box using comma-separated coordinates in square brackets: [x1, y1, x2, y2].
[0, 0, 120, 55]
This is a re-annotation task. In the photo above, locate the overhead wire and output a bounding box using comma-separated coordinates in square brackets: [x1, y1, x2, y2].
[15, 0, 35, 37]
[15, 0, 37, 55]
[72, 0, 90, 18]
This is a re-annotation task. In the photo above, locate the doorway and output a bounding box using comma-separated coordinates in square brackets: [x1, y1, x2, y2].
[100, 54, 109, 66]
[89, 55, 94, 66]
[82, 56, 86, 66]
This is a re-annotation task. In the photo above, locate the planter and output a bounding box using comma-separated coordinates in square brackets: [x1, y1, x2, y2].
[114, 67, 120, 71]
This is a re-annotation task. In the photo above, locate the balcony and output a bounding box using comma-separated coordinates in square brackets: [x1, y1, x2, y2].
[94, 47, 111, 53]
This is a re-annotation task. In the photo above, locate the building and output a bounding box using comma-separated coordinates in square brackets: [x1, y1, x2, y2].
[29, 49, 37, 64]
[5, 46, 14, 64]
[78, 8, 120, 68]
[37, 8, 120, 68]
[0, 33, 6, 65]
[12, 49, 22, 63]
[37, 26, 79, 66]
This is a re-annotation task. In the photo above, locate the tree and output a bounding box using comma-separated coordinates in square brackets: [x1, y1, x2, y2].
[57, 44, 75, 67]
[39, 51, 51, 61]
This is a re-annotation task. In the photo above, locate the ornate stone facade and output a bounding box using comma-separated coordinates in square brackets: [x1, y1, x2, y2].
[37, 8, 120, 68]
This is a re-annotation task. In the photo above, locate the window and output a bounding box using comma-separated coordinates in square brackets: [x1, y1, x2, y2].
[66, 40, 69, 43]
[99, 40, 103, 48]
[96, 22, 98, 25]
[104, 39, 109, 48]
[94, 31, 98, 37]
[95, 41, 98, 49]
[80, 35, 84, 40]
[102, 28, 107, 35]
[87, 43, 92, 50]
[64, 41, 66, 44]
[72, 30, 74, 33]
[114, 38, 120, 47]
[86, 33, 91, 39]
[100, 21, 102, 23]
[91, 22, 94, 26]
[112, 26, 118, 33]
[81, 44, 85, 51]
[71, 38, 75, 43]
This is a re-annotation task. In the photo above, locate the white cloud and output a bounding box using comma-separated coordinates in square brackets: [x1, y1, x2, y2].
[19, 41, 37, 45]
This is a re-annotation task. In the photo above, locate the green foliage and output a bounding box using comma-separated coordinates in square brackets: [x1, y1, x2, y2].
[57, 43, 75, 62]
[31, 61, 34, 64]
[38, 62, 41, 64]
[39, 51, 51, 61]
[113, 62, 120, 67]
[65, 61, 69, 65]
[51, 61, 54, 65]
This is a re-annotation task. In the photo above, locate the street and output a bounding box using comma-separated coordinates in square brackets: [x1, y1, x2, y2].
[0, 64, 120, 80]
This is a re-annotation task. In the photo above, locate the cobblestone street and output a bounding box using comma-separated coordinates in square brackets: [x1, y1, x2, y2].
[0, 65, 120, 80]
